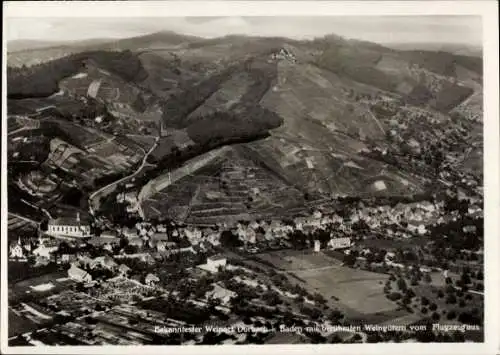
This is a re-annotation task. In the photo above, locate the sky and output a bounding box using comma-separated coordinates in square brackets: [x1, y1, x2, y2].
[6, 16, 482, 46]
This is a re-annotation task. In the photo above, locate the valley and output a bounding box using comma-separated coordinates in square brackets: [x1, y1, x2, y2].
[6, 29, 484, 346]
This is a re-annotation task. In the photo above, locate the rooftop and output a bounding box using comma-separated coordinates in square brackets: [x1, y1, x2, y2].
[49, 217, 89, 227]
[208, 254, 226, 261]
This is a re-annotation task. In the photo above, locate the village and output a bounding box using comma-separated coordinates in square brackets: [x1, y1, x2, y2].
[8, 187, 484, 345]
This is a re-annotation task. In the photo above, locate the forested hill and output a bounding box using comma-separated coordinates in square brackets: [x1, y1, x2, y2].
[7, 50, 148, 99]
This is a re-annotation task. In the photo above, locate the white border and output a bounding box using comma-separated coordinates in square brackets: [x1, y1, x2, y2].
[2, 1, 499, 355]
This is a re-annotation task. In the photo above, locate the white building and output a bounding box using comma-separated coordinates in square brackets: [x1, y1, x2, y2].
[328, 237, 351, 250]
[207, 255, 227, 269]
[47, 213, 90, 238]
[314, 240, 321, 252]
[33, 242, 59, 259]
[118, 264, 131, 276]
[145, 273, 160, 286]
[9, 238, 28, 259]
[90, 256, 118, 271]
[205, 284, 236, 305]
[198, 255, 227, 273]
[68, 264, 92, 283]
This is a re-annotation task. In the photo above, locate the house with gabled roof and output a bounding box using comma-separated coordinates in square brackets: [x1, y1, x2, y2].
[68, 264, 92, 283]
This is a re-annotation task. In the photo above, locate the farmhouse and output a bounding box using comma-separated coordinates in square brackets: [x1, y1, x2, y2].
[47, 213, 91, 238]
[198, 255, 227, 273]
[205, 284, 236, 305]
[68, 264, 92, 283]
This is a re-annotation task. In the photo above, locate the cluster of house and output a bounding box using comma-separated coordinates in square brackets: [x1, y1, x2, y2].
[9, 209, 356, 264]
[233, 213, 353, 251]
[9, 235, 61, 264]
[118, 222, 216, 253]
[269, 47, 297, 64]
[67, 255, 132, 283]
[345, 201, 444, 238]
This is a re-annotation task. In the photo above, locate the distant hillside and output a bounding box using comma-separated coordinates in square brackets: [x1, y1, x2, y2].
[385, 42, 483, 58]
[8, 38, 112, 53]
[7, 50, 148, 98]
[6, 31, 483, 213]
[7, 31, 202, 68]
[113, 31, 203, 51]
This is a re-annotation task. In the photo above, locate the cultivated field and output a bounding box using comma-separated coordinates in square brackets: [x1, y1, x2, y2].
[142, 146, 306, 223]
[51, 119, 109, 149]
[125, 134, 157, 151]
[256, 250, 399, 315]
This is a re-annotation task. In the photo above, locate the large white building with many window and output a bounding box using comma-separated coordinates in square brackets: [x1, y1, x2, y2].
[328, 237, 351, 250]
[47, 213, 91, 238]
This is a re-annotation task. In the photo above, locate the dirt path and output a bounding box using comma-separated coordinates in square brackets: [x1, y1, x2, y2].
[88, 137, 159, 215]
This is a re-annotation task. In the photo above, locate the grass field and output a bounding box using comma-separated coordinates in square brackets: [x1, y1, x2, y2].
[9, 271, 74, 302]
[256, 250, 399, 316]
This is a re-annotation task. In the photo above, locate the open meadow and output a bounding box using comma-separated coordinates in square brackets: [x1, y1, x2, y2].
[255, 250, 400, 316]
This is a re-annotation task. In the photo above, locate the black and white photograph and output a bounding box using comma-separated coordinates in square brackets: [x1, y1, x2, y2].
[1, 1, 499, 354]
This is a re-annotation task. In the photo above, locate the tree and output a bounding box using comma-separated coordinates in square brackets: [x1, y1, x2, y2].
[446, 294, 457, 304]
[220, 230, 242, 249]
[328, 309, 344, 323]
[460, 271, 472, 285]
[343, 253, 356, 267]
[397, 278, 408, 292]
[402, 295, 412, 305]
[421, 297, 430, 306]
[123, 244, 138, 254]
[432, 312, 440, 321]
[446, 310, 457, 320]
[423, 273, 432, 283]
[387, 292, 402, 301]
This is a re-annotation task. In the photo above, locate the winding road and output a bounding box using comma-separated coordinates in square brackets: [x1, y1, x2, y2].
[88, 137, 159, 216]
